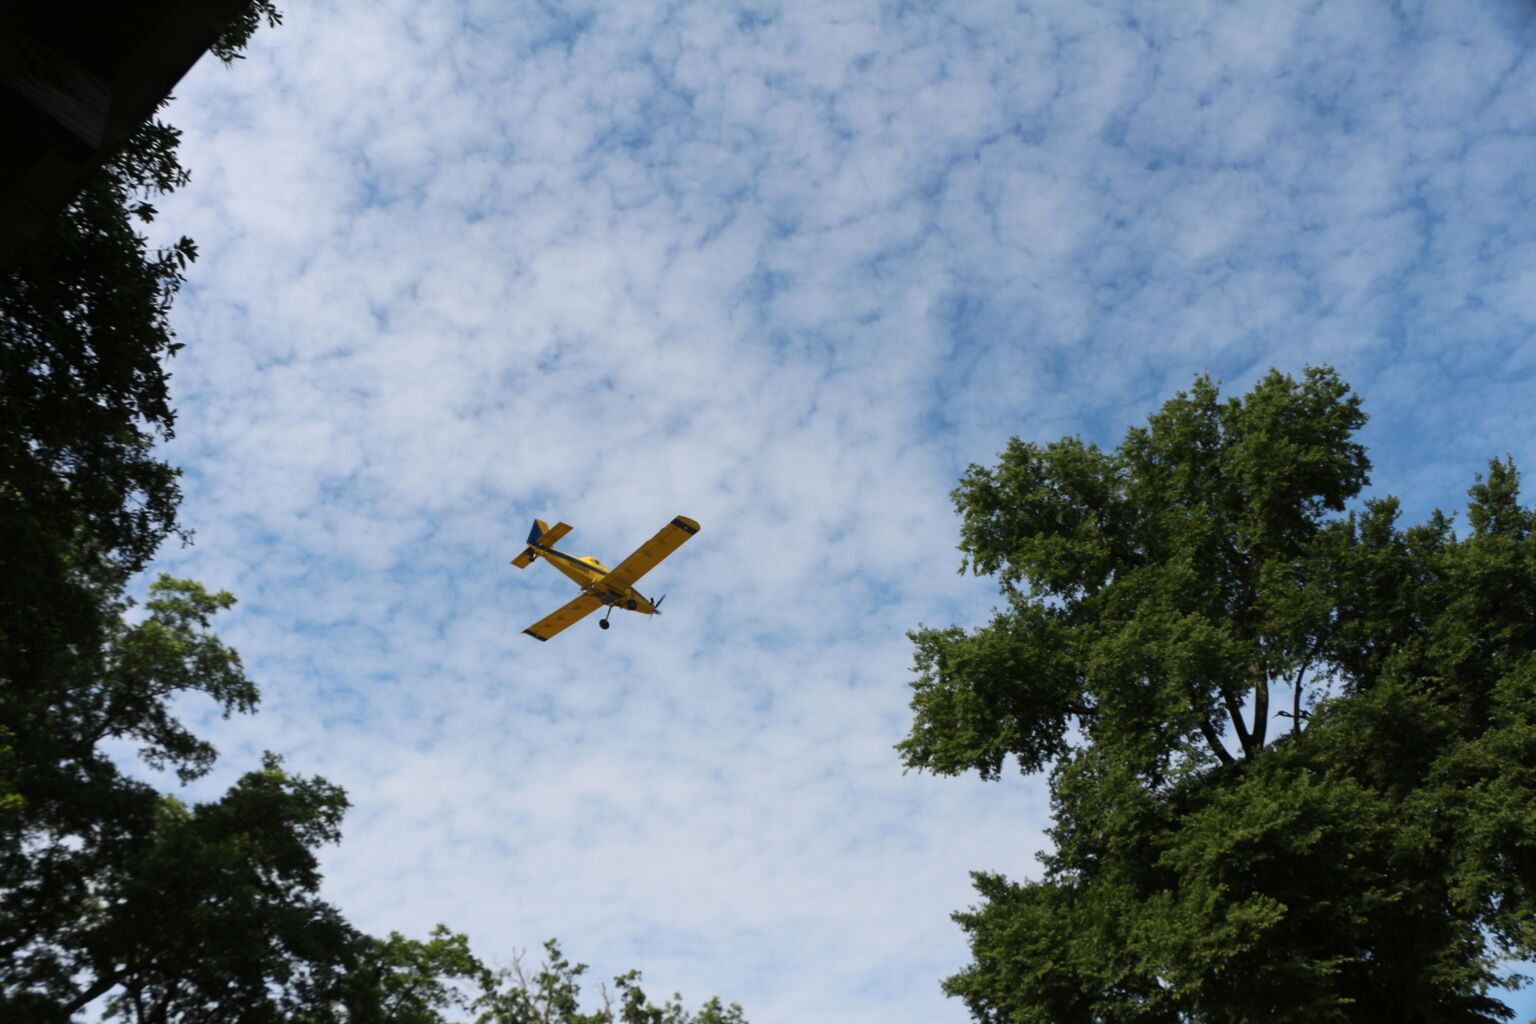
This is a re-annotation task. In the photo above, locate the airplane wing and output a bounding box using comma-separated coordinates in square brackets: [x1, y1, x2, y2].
[523, 593, 603, 641]
[601, 515, 700, 593]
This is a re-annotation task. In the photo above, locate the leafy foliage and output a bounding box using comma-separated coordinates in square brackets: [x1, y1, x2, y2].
[0, 571, 363, 1021]
[903, 369, 1536, 1021]
[212, 1, 284, 62]
[470, 940, 748, 1024]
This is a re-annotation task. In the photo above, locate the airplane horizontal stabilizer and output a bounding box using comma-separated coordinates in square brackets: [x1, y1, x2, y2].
[513, 519, 575, 568]
[540, 521, 574, 547]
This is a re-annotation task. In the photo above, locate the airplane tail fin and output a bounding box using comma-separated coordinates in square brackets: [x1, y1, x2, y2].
[509, 519, 549, 569]
[510, 519, 572, 569]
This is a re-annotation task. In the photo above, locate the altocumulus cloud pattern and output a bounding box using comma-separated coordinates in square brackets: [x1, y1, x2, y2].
[141, 3, 1536, 1022]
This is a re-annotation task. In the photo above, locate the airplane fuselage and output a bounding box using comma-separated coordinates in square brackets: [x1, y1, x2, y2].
[532, 542, 659, 614]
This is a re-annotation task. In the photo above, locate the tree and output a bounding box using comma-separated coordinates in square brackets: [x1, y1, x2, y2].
[0, 573, 373, 1022]
[1, 0, 286, 868]
[0, 0, 284, 696]
[901, 368, 1536, 1022]
[468, 939, 748, 1024]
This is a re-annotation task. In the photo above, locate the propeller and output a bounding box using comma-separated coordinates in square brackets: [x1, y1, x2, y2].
[653, 594, 666, 615]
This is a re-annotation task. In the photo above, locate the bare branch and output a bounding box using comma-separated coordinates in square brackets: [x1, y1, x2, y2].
[63, 965, 126, 1015]
[1250, 663, 1269, 749]
[1221, 688, 1253, 757]
[1292, 661, 1310, 736]
[1199, 718, 1236, 766]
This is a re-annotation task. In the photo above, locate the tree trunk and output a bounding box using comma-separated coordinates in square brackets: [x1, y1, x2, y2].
[62, 965, 126, 1015]
[1250, 664, 1269, 749]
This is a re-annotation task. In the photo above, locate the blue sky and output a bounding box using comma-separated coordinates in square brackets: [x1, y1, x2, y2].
[135, 2, 1536, 1021]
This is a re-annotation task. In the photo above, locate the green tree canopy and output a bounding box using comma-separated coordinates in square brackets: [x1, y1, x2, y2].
[901, 368, 1536, 1022]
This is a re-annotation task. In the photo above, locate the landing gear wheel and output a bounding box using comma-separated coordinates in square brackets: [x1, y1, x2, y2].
[599, 619, 610, 630]
[626, 599, 638, 610]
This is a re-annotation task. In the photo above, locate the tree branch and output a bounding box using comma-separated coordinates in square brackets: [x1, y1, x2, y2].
[150, 983, 174, 1024]
[1250, 664, 1269, 749]
[1292, 661, 1309, 736]
[1199, 718, 1235, 766]
[62, 965, 127, 1015]
[1221, 688, 1253, 757]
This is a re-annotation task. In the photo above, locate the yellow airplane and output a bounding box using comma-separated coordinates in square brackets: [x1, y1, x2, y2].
[511, 515, 700, 641]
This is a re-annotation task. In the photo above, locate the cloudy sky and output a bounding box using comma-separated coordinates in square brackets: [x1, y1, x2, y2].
[136, 2, 1536, 1021]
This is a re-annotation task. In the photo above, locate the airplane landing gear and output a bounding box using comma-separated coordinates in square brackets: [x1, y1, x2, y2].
[599, 619, 610, 629]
